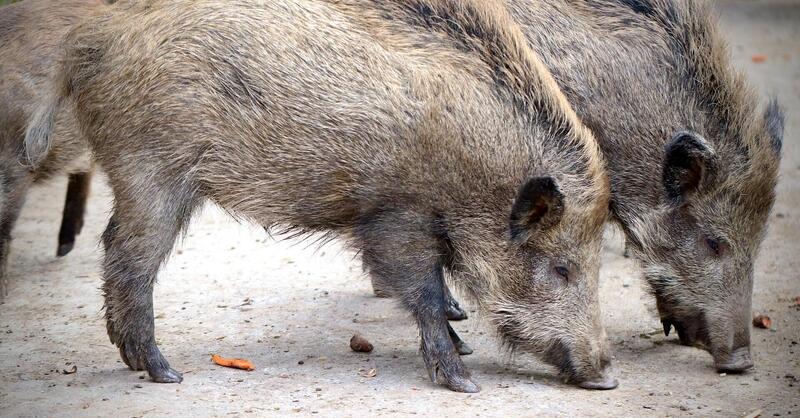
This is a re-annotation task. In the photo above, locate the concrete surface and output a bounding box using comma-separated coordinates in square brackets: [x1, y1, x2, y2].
[1, 1, 798, 417]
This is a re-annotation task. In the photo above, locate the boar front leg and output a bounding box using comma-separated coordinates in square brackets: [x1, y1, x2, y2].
[57, 171, 92, 257]
[100, 180, 198, 383]
[359, 212, 479, 392]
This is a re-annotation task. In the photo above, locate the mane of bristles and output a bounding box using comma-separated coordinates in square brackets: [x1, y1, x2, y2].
[389, 0, 608, 203]
[616, 0, 783, 196]
[619, 0, 774, 154]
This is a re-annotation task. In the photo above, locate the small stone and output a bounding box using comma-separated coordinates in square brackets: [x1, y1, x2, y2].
[349, 334, 374, 353]
[753, 314, 772, 329]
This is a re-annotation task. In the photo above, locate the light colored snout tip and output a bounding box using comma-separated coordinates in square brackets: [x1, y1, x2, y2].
[577, 375, 619, 390]
[715, 347, 754, 373]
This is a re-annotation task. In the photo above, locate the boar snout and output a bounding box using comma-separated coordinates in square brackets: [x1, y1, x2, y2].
[661, 308, 753, 373]
[577, 374, 619, 390]
[544, 339, 618, 390]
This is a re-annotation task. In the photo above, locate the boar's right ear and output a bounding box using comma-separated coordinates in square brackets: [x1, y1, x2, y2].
[510, 177, 565, 242]
[662, 131, 718, 205]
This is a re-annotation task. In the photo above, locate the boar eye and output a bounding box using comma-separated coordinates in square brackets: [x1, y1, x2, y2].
[704, 237, 725, 257]
[554, 265, 570, 281]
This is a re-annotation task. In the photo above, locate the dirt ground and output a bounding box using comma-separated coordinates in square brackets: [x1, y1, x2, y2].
[1, 1, 798, 417]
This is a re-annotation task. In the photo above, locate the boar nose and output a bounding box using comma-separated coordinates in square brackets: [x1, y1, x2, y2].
[577, 374, 619, 390]
[715, 347, 753, 373]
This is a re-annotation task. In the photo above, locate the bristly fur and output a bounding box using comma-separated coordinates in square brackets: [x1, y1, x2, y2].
[23, 0, 614, 389]
[1, 0, 108, 298]
[506, 0, 781, 369]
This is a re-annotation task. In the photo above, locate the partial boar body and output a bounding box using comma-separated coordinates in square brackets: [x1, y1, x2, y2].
[506, 0, 783, 372]
[25, 0, 615, 391]
[0, 0, 107, 297]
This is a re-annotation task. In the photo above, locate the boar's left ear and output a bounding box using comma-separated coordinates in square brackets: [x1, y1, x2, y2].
[662, 131, 718, 205]
[510, 177, 565, 242]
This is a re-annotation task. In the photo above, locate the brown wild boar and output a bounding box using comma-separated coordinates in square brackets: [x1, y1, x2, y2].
[25, 0, 616, 392]
[500, 0, 784, 372]
[0, 0, 109, 297]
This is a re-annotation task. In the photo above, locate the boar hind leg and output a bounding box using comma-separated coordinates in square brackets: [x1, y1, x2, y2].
[57, 171, 92, 257]
[101, 182, 198, 383]
[359, 212, 479, 393]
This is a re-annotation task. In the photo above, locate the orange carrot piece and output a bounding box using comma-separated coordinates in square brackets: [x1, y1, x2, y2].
[211, 354, 255, 371]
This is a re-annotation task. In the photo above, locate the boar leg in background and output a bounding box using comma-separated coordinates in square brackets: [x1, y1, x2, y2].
[100, 176, 199, 383]
[442, 282, 468, 321]
[0, 169, 32, 298]
[448, 323, 473, 355]
[359, 210, 479, 392]
[371, 268, 469, 321]
[57, 171, 92, 257]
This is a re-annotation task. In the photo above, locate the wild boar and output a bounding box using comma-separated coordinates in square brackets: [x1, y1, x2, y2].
[25, 0, 616, 391]
[503, 0, 784, 372]
[0, 0, 108, 297]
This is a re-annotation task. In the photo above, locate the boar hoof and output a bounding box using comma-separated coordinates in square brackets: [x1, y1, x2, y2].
[445, 300, 468, 321]
[443, 374, 480, 393]
[119, 341, 183, 383]
[57, 241, 75, 257]
[715, 347, 753, 373]
[424, 355, 480, 392]
[454, 339, 473, 356]
[577, 375, 619, 390]
[149, 367, 183, 383]
[428, 366, 479, 393]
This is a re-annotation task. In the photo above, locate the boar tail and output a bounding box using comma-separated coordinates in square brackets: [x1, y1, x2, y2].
[24, 80, 68, 168]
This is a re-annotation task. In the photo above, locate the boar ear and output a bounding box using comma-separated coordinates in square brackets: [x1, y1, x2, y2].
[510, 177, 565, 242]
[662, 131, 718, 205]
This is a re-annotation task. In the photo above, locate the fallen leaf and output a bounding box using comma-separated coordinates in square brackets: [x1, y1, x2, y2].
[751, 55, 767, 64]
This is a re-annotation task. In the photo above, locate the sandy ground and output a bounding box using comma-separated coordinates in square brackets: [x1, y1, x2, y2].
[1, 1, 799, 417]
